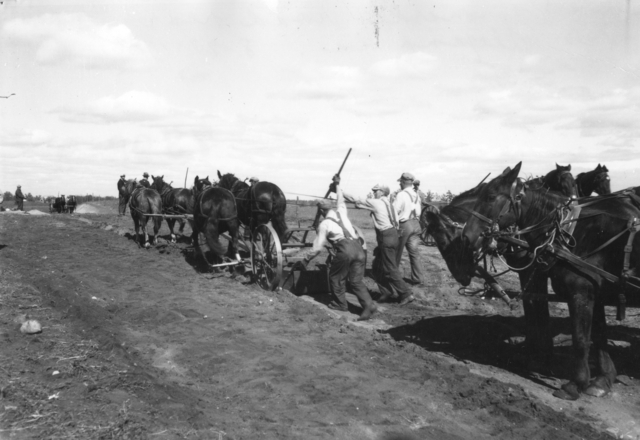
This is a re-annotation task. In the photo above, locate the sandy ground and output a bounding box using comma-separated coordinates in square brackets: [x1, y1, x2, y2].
[0, 200, 639, 439]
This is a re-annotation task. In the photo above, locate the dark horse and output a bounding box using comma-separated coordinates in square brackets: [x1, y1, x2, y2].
[459, 162, 640, 400]
[151, 175, 194, 243]
[66, 195, 77, 214]
[50, 195, 66, 213]
[526, 163, 577, 199]
[422, 165, 577, 369]
[121, 180, 163, 248]
[216, 171, 288, 242]
[575, 164, 611, 197]
[191, 175, 240, 268]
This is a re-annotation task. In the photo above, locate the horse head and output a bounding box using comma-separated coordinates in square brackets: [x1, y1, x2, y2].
[152, 175, 171, 194]
[123, 179, 138, 196]
[457, 162, 523, 286]
[547, 163, 577, 199]
[193, 175, 212, 193]
[593, 164, 611, 195]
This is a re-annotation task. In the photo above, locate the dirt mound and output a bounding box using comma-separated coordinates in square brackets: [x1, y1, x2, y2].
[27, 209, 50, 216]
[74, 203, 101, 214]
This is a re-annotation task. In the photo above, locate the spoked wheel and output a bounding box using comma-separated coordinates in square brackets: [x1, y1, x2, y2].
[251, 223, 283, 290]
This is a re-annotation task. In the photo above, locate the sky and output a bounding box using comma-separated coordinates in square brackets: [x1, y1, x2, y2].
[1, 0, 639, 200]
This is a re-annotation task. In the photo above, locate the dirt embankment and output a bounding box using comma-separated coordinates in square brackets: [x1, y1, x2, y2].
[0, 204, 638, 439]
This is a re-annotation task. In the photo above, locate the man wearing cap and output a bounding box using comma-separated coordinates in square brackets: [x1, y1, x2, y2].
[298, 175, 377, 321]
[15, 185, 25, 211]
[117, 174, 127, 215]
[344, 184, 415, 305]
[393, 172, 425, 286]
[413, 180, 429, 205]
[139, 172, 151, 188]
[249, 177, 259, 186]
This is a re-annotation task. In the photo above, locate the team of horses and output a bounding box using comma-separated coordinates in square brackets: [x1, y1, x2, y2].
[423, 162, 640, 401]
[49, 195, 77, 214]
[118, 173, 288, 268]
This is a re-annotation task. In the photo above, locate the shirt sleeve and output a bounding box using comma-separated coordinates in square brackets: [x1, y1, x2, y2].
[343, 191, 375, 212]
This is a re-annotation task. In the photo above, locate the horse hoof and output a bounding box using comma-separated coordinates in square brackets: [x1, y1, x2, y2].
[171, 235, 176, 243]
[553, 383, 580, 401]
[585, 386, 608, 398]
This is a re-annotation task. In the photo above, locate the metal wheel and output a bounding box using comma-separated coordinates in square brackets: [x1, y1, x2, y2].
[251, 223, 283, 290]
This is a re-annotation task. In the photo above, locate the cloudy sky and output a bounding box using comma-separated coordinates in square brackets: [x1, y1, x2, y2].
[1, 0, 639, 200]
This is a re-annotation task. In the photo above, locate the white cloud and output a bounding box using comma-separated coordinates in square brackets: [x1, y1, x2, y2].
[54, 91, 171, 123]
[371, 52, 437, 78]
[3, 13, 152, 70]
[291, 66, 362, 100]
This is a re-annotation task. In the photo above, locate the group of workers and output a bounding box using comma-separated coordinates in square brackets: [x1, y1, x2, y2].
[299, 172, 427, 321]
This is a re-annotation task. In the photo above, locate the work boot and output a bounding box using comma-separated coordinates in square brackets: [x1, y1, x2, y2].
[398, 293, 415, 306]
[357, 303, 378, 321]
[376, 291, 396, 303]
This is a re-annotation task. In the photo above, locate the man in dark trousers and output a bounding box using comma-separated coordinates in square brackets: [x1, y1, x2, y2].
[117, 174, 127, 215]
[393, 172, 424, 286]
[298, 175, 377, 321]
[15, 185, 25, 211]
[344, 184, 415, 305]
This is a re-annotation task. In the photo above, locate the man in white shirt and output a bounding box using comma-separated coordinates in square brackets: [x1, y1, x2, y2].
[300, 175, 377, 321]
[393, 172, 425, 286]
[344, 184, 415, 305]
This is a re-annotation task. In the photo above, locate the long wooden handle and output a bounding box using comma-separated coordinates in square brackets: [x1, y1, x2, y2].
[312, 148, 352, 229]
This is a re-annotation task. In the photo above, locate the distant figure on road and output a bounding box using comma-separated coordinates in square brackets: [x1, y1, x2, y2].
[15, 185, 25, 211]
[118, 174, 127, 215]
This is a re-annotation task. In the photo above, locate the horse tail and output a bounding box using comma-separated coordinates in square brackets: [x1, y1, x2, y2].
[146, 193, 163, 231]
[270, 188, 288, 243]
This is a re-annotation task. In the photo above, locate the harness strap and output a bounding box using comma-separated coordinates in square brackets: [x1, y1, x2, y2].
[325, 213, 355, 242]
[381, 198, 399, 230]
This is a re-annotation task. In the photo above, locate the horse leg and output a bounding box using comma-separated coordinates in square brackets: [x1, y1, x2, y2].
[553, 277, 594, 400]
[585, 302, 616, 397]
[141, 218, 150, 249]
[225, 219, 241, 262]
[153, 217, 162, 246]
[168, 218, 177, 243]
[520, 269, 553, 373]
[133, 216, 142, 247]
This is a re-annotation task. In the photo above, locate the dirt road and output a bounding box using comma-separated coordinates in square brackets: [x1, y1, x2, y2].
[0, 201, 638, 439]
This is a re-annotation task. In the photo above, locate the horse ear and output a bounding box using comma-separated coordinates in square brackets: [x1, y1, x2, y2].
[500, 166, 512, 176]
[504, 162, 522, 181]
[194, 176, 199, 184]
[603, 165, 608, 172]
[217, 170, 222, 179]
[556, 162, 560, 169]
[596, 164, 601, 169]
[567, 164, 571, 171]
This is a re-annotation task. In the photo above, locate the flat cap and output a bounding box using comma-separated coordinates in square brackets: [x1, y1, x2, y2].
[249, 177, 259, 182]
[121, 174, 125, 178]
[371, 184, 390, 196]
[143, 172, 149, 178]
[397, 172, 415, 182]
[413, 179, 420, 185]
